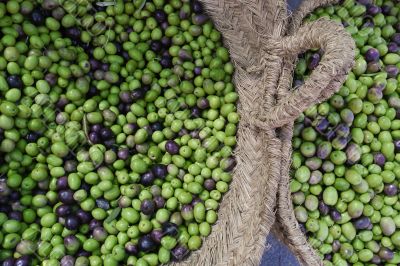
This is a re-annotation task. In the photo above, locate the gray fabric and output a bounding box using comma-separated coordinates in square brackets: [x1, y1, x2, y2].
[261, 234, 300, 265]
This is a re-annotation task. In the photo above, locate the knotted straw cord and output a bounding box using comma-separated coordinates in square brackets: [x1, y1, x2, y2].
[172, 0, 354, 265]
[244, 19, 355, 131]
[172, 1, 287, 265]
[274, 3, 356, 266]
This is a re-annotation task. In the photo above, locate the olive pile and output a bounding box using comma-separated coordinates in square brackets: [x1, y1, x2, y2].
[291, 0, 400, 265]
[0, 0, 238, 265]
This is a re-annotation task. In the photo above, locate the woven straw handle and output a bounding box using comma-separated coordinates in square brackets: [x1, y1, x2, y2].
[258, 19, 354, 129]
[274, 17, 355, 266]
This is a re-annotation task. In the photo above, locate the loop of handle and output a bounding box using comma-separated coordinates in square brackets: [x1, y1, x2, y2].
[253, 18, 355, 130]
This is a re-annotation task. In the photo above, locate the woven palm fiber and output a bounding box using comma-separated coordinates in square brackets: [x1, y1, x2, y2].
[174, 0, 354, 265]
[273, 1, 356, 266]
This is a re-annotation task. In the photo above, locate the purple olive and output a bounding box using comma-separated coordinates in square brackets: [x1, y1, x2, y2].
[374, 152, 386, 167]
[379, 247, 394, 261]
[96, 198, 110, 210]
[150, 229, 164, 243]
[388, 42, 399, 53]
[100, 128, 113, 140]
[88, 132, 100, 144]
[150, 41, 162, 52]
[117, 148, 129, 160]
[2, 258, 15, 266]
[332, 136, 350, 150]
[151, 122, 163, 132]
[138, 235, 157, 252]
[179, 9, 189, 19]
[191, 1, 203, 13]
[25, 132, 40, 142]
[393, 33, 400, 45]
[56, 176, 69, 191]
[119, 91, 132, 104]
[346, 143, 362, 164]
[92, 227, 108, 242]
[76, 209, 91, 224]
[58, 190, 75, 204]
[308, 53, 320, 70]
[162, 222, 179, 237]
[104, 139, 116, 149]
[191, 197, 203, 207]
[367, 87, 383, 104]
[384, 183, 398, 196]
[56, 204, 72, 217]
[60, 255, 75, 266]
[371, 255, 381, 264]
[332, 240, 341, 253]
[141, 171, 155, 186]
[64, 235, 80, 251]
[386, 65, 399, 78]
[161, 36, 171, 47]
[197, 97, 209, 109]
[367, 61, 381, 73]
[220, 157, 236, 171]
[325, 130, 336, 141]
[130, 88, 145, 100]
[317, 142, 332, 159]
[318, 201, 330, 216]
[9, 211, 22, 221]
[141, 199, 156, 215]
[353, 216, 371, 230]
[171, 245, 189, 261]
[45, 73, 57, 86]
[65, 216, 80, 230]
[304, 157, 321, 171]
[125, 242, 139, 255]
[152, 164, 168, 179]
[178, 49, 193, 61]
[64, 27, 81, 40]
[382, 5, 392, 15]
[7, 75, 23, 89]
[204, 179, 216, 191]
[365, 48, 380, 62]
[193, 67, 202, 76]
[165, 140, 180, 155]
[367, 5, 381, 15]
[330, 209, 342, 222]
[192, 14, 209, 25]
[64, 160, 77, 173]
[89, 219, 102, 231]
[160, 55, 172, 68]
[389, 96, 400, 109]
[76, 250, 90, 257]
[314, 118, 329, 134]
[181, 204, 194, 221]
[15, 256, 30, 266]
[153, 196, 165, 209]
[154, 9, 167, 23]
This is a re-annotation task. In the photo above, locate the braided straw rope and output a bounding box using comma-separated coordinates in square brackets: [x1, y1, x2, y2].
[274, 1, 356, 266]
[174, 0, 355, 265]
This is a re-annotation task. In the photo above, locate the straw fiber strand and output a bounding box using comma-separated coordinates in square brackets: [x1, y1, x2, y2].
[289, 0, 342, 35]
[173, 0, 290, 265]
[275, 1, 355, 266]
[173, 0, 354, 265]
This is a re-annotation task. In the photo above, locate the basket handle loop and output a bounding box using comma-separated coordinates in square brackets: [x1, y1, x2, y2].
[255, 19, 355, 129]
